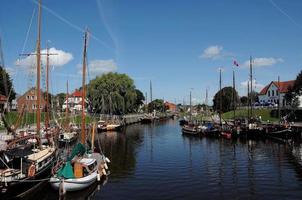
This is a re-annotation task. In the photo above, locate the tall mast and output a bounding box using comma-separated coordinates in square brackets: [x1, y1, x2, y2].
[205, 88, 208, 115]
[278, 76, 281, 125]
[219, 68, 222, 127]
[247, 80, 250, 119]
[45, 42, 49, 128]
[36, 0, 42, 145]
[81, 31, 88, 144]
[189, 90, 192, 121]
[150, 80, 152, 103]
[250, 56, 253, 118]
[66, 80, 69, 127]
[233, 70, 236, 121]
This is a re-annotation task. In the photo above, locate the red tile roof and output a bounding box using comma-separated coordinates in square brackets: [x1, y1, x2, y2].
[0, 94, 7, 102]
[72, 90, 82, 97]
[259, 80, 295, 95]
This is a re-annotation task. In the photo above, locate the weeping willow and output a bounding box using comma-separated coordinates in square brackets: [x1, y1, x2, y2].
[88, 73, 140, 115]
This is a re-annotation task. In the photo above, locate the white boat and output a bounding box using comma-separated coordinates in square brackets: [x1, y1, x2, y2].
[49, 31, 109, 194]
[50, 154, 108, 192]
[58, 131, 78, 144]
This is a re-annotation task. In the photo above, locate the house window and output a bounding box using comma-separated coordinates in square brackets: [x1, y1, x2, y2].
[276, 90, 279, 96]
[31, 96, 35, 100]
[272, 90, 274, 96]
[268, 91, 270, 97]
[26, 95, 30, 100]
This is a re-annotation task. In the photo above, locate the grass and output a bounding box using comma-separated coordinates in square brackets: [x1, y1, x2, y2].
[222, 109, 278, 122]
[0, 111, 98, 130]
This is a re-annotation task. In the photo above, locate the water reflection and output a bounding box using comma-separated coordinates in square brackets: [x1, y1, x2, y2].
[96, 124, 145, 180]
[38, 120, 302, 199]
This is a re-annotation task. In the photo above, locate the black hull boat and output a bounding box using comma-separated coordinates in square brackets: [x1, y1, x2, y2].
[1, 159, 54, 199]
[179, 119, 188, 126]
[141, 117, 153, 124]
[0, 146, 57, 199]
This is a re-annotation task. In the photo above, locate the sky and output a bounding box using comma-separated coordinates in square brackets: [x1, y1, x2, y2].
[0, 0, 302, 105]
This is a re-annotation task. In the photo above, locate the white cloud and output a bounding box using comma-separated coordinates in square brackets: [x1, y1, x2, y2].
[5, 67, 16, 76]
[240, 79, 264, 90]
[243, 57, 283, 67]
[200, 45, 223, 59]
[78, 59, 117, 76]
[15, 47, 73, 68]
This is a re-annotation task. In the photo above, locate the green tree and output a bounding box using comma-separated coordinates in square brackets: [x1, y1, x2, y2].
[55, 93, 66, 111]
[285, 70, 302, 107]
[213, 86, 239, 113]
[240, 96, 248, 106]
[0, 66, 16, 102]
[134, 89, 145, 111]
[87, 72, 138, 115]
[148, 99, 167, 112]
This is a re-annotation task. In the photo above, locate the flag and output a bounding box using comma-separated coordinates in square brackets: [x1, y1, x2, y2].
[233, 60, 239, 67]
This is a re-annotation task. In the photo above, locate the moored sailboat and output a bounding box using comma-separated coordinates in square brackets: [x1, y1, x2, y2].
[50, 31, 109, 193]
[0, 0, 57, 198]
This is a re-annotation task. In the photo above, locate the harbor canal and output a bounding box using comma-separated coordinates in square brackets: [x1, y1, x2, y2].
[41, 119, 302, 199]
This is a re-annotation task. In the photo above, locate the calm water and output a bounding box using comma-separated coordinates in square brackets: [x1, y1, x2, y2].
[41, 119, 302, 200]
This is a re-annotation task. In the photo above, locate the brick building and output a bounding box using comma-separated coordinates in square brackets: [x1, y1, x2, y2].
[17, 87, 47, 112]
[164, 101, 177, 112]
[0, 95, 7, 112]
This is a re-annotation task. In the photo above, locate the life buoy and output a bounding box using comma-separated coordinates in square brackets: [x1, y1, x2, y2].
[28, 164, 36, 177]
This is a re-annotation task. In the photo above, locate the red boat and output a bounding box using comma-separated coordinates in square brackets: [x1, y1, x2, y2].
[220, 131, 232, 139]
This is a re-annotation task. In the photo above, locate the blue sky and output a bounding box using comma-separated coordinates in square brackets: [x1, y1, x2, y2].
[0, 0, 302, 105]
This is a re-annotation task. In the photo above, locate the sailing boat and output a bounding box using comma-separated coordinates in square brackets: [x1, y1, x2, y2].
[50, 31, 109, 193]
[182, 90, 201, 135]
[0, 0, 57, 198]
[58, 81, 78, 144]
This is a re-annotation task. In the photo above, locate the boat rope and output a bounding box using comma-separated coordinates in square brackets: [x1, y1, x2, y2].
[0, 156, 10, 169]
[9, 177, 51, 183]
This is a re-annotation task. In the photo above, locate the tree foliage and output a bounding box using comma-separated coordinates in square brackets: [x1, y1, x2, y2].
[134, 89, 145, 111]
[148, 99, 166, 112]
[293, 70, 302, 96]
[55, 93, 66, 111]
[285, 70, 302, 107]
[87, 72, 143, 115]
[0, 66, 16, 102]
[240, 96, 248, 106]
[213, 86, 239, 113]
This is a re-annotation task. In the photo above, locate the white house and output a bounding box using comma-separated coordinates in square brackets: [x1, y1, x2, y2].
[258, 80, 302, 107]
[62, 90, 88, 112]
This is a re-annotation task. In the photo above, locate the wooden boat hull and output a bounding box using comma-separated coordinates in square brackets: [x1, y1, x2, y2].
[182, 127, 199, 135]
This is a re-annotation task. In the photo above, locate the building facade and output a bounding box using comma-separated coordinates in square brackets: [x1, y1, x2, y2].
[258, 80, 302, 107]
[62, 90, 88, 112]
[0, 95, 7, 112]
[17, 88, 47, 112]
[164, 101, 177, 112]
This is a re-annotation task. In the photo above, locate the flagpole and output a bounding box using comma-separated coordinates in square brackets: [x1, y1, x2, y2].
[233, 69, 236, 121]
